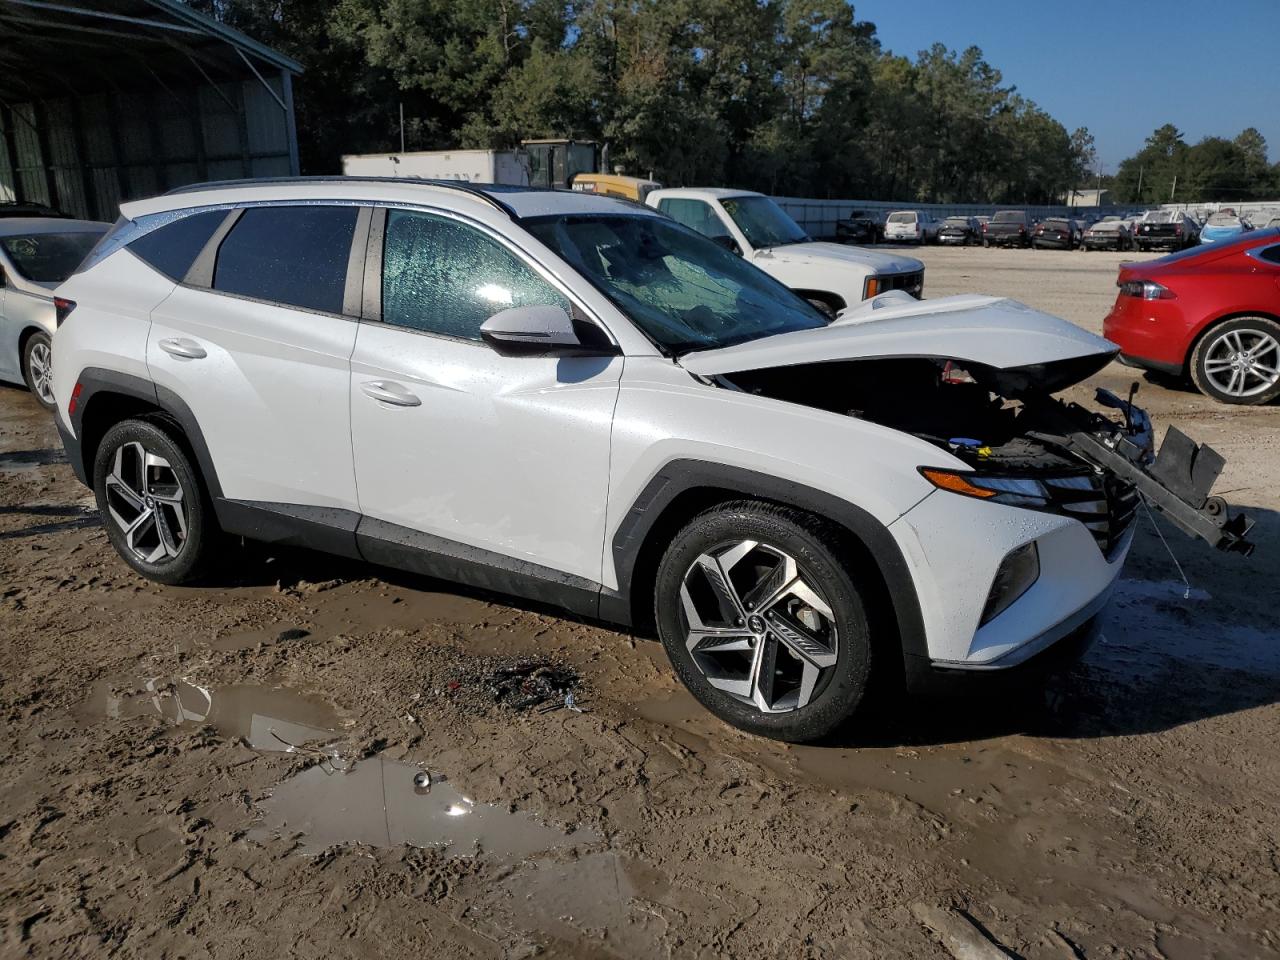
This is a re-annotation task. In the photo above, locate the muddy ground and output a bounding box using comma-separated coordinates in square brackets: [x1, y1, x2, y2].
[1, 246, 1278, 959]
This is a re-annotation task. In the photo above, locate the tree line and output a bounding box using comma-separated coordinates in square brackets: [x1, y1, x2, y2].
[1107, 124, 1278, 205]
[200, 0, 1100, 203]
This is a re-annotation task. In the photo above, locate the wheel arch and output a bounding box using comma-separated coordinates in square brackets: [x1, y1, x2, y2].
[603, 459, 926, 678]
[17, 324, 49, 362]
[66, 367, 222, 499]
[791, 289, 847, 315]
[1184, 309, 1280, 373]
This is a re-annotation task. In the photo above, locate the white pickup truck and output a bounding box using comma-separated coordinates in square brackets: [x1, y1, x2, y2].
[645, 188, 924, 317]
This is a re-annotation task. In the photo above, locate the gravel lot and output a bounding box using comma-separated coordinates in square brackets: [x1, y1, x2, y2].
[2, 246, 1278, 959]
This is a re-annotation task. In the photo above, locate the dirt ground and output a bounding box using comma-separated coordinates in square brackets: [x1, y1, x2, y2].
[2, 245, 1278, 959]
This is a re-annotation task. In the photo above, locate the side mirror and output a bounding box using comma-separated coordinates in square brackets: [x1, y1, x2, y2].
[710, 234, 742, 256]
[480, 304, 615, 357]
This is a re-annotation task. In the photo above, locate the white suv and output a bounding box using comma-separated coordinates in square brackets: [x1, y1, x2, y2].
[645, 188, 923, 315]
[51, 178, 1250, 742]
[883, 210, 939, 244]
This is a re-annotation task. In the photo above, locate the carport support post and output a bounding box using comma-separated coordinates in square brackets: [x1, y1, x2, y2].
[0, 104, 23, 203]
[281, 69, 299, 175]
[31, 101, 59, 212]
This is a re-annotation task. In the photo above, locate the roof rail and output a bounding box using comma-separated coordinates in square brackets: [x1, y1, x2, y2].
[162, 176, 524, 219]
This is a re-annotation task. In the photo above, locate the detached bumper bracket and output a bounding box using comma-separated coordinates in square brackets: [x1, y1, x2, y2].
[1030, 424, 1255, 556]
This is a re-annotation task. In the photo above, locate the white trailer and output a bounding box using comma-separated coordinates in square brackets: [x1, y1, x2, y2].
[340, 149, 531, 185]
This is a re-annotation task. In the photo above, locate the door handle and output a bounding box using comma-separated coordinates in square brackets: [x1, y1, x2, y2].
[361, 380, 421, 407]
[158, 337, 207, 360]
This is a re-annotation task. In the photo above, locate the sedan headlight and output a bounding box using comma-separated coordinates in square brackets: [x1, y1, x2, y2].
[919, 468, 1050, 508]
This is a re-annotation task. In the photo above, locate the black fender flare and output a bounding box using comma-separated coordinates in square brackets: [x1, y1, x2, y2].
[64, 366, 224, 500]
[602, 459, 928, 666]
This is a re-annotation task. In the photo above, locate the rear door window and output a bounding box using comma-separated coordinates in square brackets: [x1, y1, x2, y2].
[380, 210, 568, 340]
[128, 209, 228, 281]
[213, 206, 358, 314]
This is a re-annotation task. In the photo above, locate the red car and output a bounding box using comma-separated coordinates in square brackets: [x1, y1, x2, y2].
[1104, 229, 1280, 404]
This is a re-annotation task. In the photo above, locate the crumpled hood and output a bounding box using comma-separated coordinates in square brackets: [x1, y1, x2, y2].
[755, 241, 923, 276]
[681, 294, 1118, 392]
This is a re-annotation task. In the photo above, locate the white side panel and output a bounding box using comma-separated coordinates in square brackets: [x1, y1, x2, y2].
[146, 286, 359, 510]
[603, 357, 942, 588]
[349, 325, 621, 582]
[52, 251, 175, 430]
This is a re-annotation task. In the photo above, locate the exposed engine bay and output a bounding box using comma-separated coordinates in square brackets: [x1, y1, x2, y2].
[717, 357, 1255, 556]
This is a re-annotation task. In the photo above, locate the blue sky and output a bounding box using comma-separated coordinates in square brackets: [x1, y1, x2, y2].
[854, 0, 1279, 172]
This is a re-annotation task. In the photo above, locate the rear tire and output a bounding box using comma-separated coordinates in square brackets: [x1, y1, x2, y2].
[1190, 316, 1280, 406]
[21, 331, 56, 411]
[654, 501, 874, 742]
[93, 418, 218, 584]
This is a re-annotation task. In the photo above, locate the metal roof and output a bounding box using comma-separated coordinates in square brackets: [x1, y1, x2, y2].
[0, 0, 302, 102]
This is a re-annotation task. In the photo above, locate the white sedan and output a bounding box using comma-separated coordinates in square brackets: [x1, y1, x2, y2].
[0, 217, 108, 410]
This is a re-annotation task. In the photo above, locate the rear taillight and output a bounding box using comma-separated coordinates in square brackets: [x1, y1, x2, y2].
[68, 382, 83, 416]
[54, 297, 76, 327]
[1118, 279, 1175, 300]
[1175, 224, 1183, 235]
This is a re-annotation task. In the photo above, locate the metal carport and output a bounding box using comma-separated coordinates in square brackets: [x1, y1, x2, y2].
[0, 0, 302, 221]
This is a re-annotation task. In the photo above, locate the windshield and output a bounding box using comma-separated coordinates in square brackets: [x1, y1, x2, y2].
[719, 196, 809, 248]
[992, 211, 1024, 223]
[887, 212, 917, 224]
[1043, 219, 1070, 229]
[525, 214, 826, 354]
[943, 217, 969, 226]
[1, 230, 104, 282]
[1206, 213, 1241, 226]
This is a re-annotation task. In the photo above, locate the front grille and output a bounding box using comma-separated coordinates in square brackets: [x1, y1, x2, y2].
[879, 270, 924, 298]
[1042, 473, 1138, 557]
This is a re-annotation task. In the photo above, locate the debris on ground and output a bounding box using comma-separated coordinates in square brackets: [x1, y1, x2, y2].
[483, 659, 583, 713]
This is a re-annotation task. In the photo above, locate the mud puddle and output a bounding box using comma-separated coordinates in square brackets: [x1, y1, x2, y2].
[77, 676, 345, 752]
[0, 447, 65, 472]
[1097, 578, 1280, 676]
[252, 753, 590, 858]
[78, 675, 593, 862]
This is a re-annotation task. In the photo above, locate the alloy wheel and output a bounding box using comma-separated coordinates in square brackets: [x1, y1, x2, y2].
[1202, 328, 1280, 399]
[27, 339, 54, 405]
[679, 539, 838, 714]
[103, 441, 188, 563]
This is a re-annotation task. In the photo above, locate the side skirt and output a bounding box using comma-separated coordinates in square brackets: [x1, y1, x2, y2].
[214, 499, 604, 622]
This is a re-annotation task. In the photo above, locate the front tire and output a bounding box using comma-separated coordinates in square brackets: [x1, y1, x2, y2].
[654, 501, 873, 742]
[21, 331, 56, 411]
[1190, 317, 1280, 405]
[93, 418, 217, 584]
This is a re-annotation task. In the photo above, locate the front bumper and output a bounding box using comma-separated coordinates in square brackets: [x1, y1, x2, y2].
[904, 612, 1100, 694]
[889, 489, 1132, 668]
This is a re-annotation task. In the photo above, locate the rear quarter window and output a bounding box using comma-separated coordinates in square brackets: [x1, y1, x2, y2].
[127, 209, 228, 281]
[213, 206, 358, 314]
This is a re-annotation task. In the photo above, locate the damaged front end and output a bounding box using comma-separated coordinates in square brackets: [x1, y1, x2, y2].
[686, 295, 1255, 558]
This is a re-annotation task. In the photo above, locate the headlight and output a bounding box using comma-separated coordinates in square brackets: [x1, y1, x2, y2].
[980, 542, 1040, 624]
[919, 468, 1050, 508]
